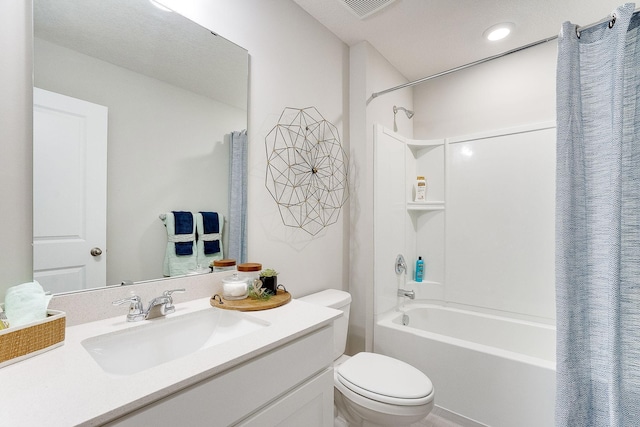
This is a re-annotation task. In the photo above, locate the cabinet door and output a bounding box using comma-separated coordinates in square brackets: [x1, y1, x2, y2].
[238, 368, 334, 427]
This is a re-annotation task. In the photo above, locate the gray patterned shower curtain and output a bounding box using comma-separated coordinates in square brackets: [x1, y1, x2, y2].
[556, 3, 640, 426]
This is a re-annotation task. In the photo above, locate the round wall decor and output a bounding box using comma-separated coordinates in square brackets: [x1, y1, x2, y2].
[265, 107, 349, 236]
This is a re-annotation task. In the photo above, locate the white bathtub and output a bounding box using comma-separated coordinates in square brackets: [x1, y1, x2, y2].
[374, 304, 556, 427]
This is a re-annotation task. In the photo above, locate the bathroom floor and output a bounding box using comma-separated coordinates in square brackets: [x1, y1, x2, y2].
[412, 407, 482, 427]
[335, 409, 470, 427]
[413, 413, 462, 427]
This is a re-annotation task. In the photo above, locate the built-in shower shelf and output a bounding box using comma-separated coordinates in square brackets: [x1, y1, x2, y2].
[407, 201, 445, 211]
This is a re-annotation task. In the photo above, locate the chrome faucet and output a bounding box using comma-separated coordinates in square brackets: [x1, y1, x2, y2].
[112, 288, 186, 321]
[144, 289, 185, 319]
[397, 289, 415, 299]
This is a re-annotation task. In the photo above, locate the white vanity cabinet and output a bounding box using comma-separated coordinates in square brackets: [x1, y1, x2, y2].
[3, 296, 340, 426]
[104, 325, 334, 427]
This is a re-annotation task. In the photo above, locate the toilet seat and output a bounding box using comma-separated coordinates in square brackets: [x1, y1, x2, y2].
[336, 352, 434, 406]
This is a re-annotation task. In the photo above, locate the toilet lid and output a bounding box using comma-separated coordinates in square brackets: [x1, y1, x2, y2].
[337, 352, 433, 406]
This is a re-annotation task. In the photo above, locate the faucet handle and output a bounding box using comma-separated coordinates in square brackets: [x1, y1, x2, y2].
[112, 294, 141, 306]
[162, 289, 186, 314]
[162, 288, 186, 298]
[112, 295, 145, 321]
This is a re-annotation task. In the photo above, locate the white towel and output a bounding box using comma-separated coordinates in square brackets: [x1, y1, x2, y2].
[4, 281, 52, 327]
[162, 212, 197, 277]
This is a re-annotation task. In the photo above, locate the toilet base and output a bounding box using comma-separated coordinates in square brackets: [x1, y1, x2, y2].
[334, 387, 433, 427]
[334, 412, 349, 427]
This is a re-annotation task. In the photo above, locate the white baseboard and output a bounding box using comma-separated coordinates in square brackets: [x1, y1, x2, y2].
[432, 405, 489, 427]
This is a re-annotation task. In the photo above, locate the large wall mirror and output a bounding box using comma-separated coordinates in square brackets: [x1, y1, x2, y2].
[32, 0, 248, 295]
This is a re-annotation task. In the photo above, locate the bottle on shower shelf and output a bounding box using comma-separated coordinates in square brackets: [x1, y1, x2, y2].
[414, 176, 427, 202]
[415, 256, 424, 282]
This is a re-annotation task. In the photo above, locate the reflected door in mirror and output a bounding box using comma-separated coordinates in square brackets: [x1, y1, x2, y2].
[33, 88, 108, 293]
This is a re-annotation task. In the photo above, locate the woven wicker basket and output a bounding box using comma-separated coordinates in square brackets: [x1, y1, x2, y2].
[0, 310, 66, 368]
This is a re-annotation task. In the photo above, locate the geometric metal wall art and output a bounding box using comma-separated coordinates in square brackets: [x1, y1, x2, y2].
[265, 107, 349, 236]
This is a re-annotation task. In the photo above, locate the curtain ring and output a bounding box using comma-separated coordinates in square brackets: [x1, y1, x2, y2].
[576, 14, 616, 39]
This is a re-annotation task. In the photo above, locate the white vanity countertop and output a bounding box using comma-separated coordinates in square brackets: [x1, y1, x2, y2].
[0, 297, 340, 426]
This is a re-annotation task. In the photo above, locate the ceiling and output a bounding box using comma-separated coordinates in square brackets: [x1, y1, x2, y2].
[293, 0, 627, 82]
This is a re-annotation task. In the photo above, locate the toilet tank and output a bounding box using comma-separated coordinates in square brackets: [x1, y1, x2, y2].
[299, 289, 351, 360]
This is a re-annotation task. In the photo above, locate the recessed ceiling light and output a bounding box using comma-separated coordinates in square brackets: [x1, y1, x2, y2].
[483, 23, 515, 41]
[150, 0, 172, 12]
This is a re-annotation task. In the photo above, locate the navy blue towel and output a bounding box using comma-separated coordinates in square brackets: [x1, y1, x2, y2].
[200, 212, 220, 255]
[172, 211, 193, 256]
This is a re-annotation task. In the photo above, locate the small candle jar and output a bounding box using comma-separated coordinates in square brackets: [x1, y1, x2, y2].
[222, 273, 248, 300]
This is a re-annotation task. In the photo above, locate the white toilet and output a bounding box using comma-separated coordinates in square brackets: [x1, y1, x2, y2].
[300, 289, 434, 427]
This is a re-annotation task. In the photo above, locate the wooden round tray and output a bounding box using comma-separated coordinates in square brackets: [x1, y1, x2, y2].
[210, 290, 291, 311]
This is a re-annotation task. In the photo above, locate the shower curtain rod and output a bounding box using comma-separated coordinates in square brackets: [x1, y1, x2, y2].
[368, 8, 636, 102]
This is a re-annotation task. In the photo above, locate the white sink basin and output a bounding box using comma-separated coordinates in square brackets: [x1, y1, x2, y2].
[81, 308, 268, 376]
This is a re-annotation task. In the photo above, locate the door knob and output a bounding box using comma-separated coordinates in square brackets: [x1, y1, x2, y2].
[90, 247, 103, 256]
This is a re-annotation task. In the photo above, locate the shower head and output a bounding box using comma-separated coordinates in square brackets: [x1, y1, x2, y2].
[393, 105, 414, 132]
[393, 105, 414, 119]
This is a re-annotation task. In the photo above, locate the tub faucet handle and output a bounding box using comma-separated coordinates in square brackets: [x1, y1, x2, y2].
[395, 254, 407, 275]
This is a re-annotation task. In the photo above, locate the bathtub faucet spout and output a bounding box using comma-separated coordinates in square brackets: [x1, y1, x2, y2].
[397, 289, 415, 299]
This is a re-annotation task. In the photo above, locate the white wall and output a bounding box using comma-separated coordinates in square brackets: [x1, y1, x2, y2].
[349, 41, 413, 352]
[413, 41, 556, 138]
[34, 38, 245, 285]
[0, 0, 32, 301]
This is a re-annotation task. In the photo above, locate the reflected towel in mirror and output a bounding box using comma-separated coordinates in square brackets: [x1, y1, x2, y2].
[162, 212, 197, 276]
[172, 211, 194, 255]
[196, 212, 223, 267]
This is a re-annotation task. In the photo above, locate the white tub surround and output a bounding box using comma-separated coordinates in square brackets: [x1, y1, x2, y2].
[2, 296, 340, 426]
[372, 122, 557, 425]
[375, 304, 556, 427]
[373, 123, 556, 320]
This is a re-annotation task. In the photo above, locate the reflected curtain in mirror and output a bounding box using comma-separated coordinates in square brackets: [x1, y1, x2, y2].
[229, 130, 248, 263]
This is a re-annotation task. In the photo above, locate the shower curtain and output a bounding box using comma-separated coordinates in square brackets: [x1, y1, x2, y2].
[228, 130, 247, 264]
[556, 3, 640, 426]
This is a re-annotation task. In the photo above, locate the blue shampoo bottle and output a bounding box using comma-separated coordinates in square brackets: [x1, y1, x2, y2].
[415, 256, 424, 282]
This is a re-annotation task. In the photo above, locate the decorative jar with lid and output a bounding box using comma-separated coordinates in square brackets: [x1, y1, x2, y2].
[211, 259, 237, 273]
[221, 273, 248, 300]
[237, 263, 262, 282]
